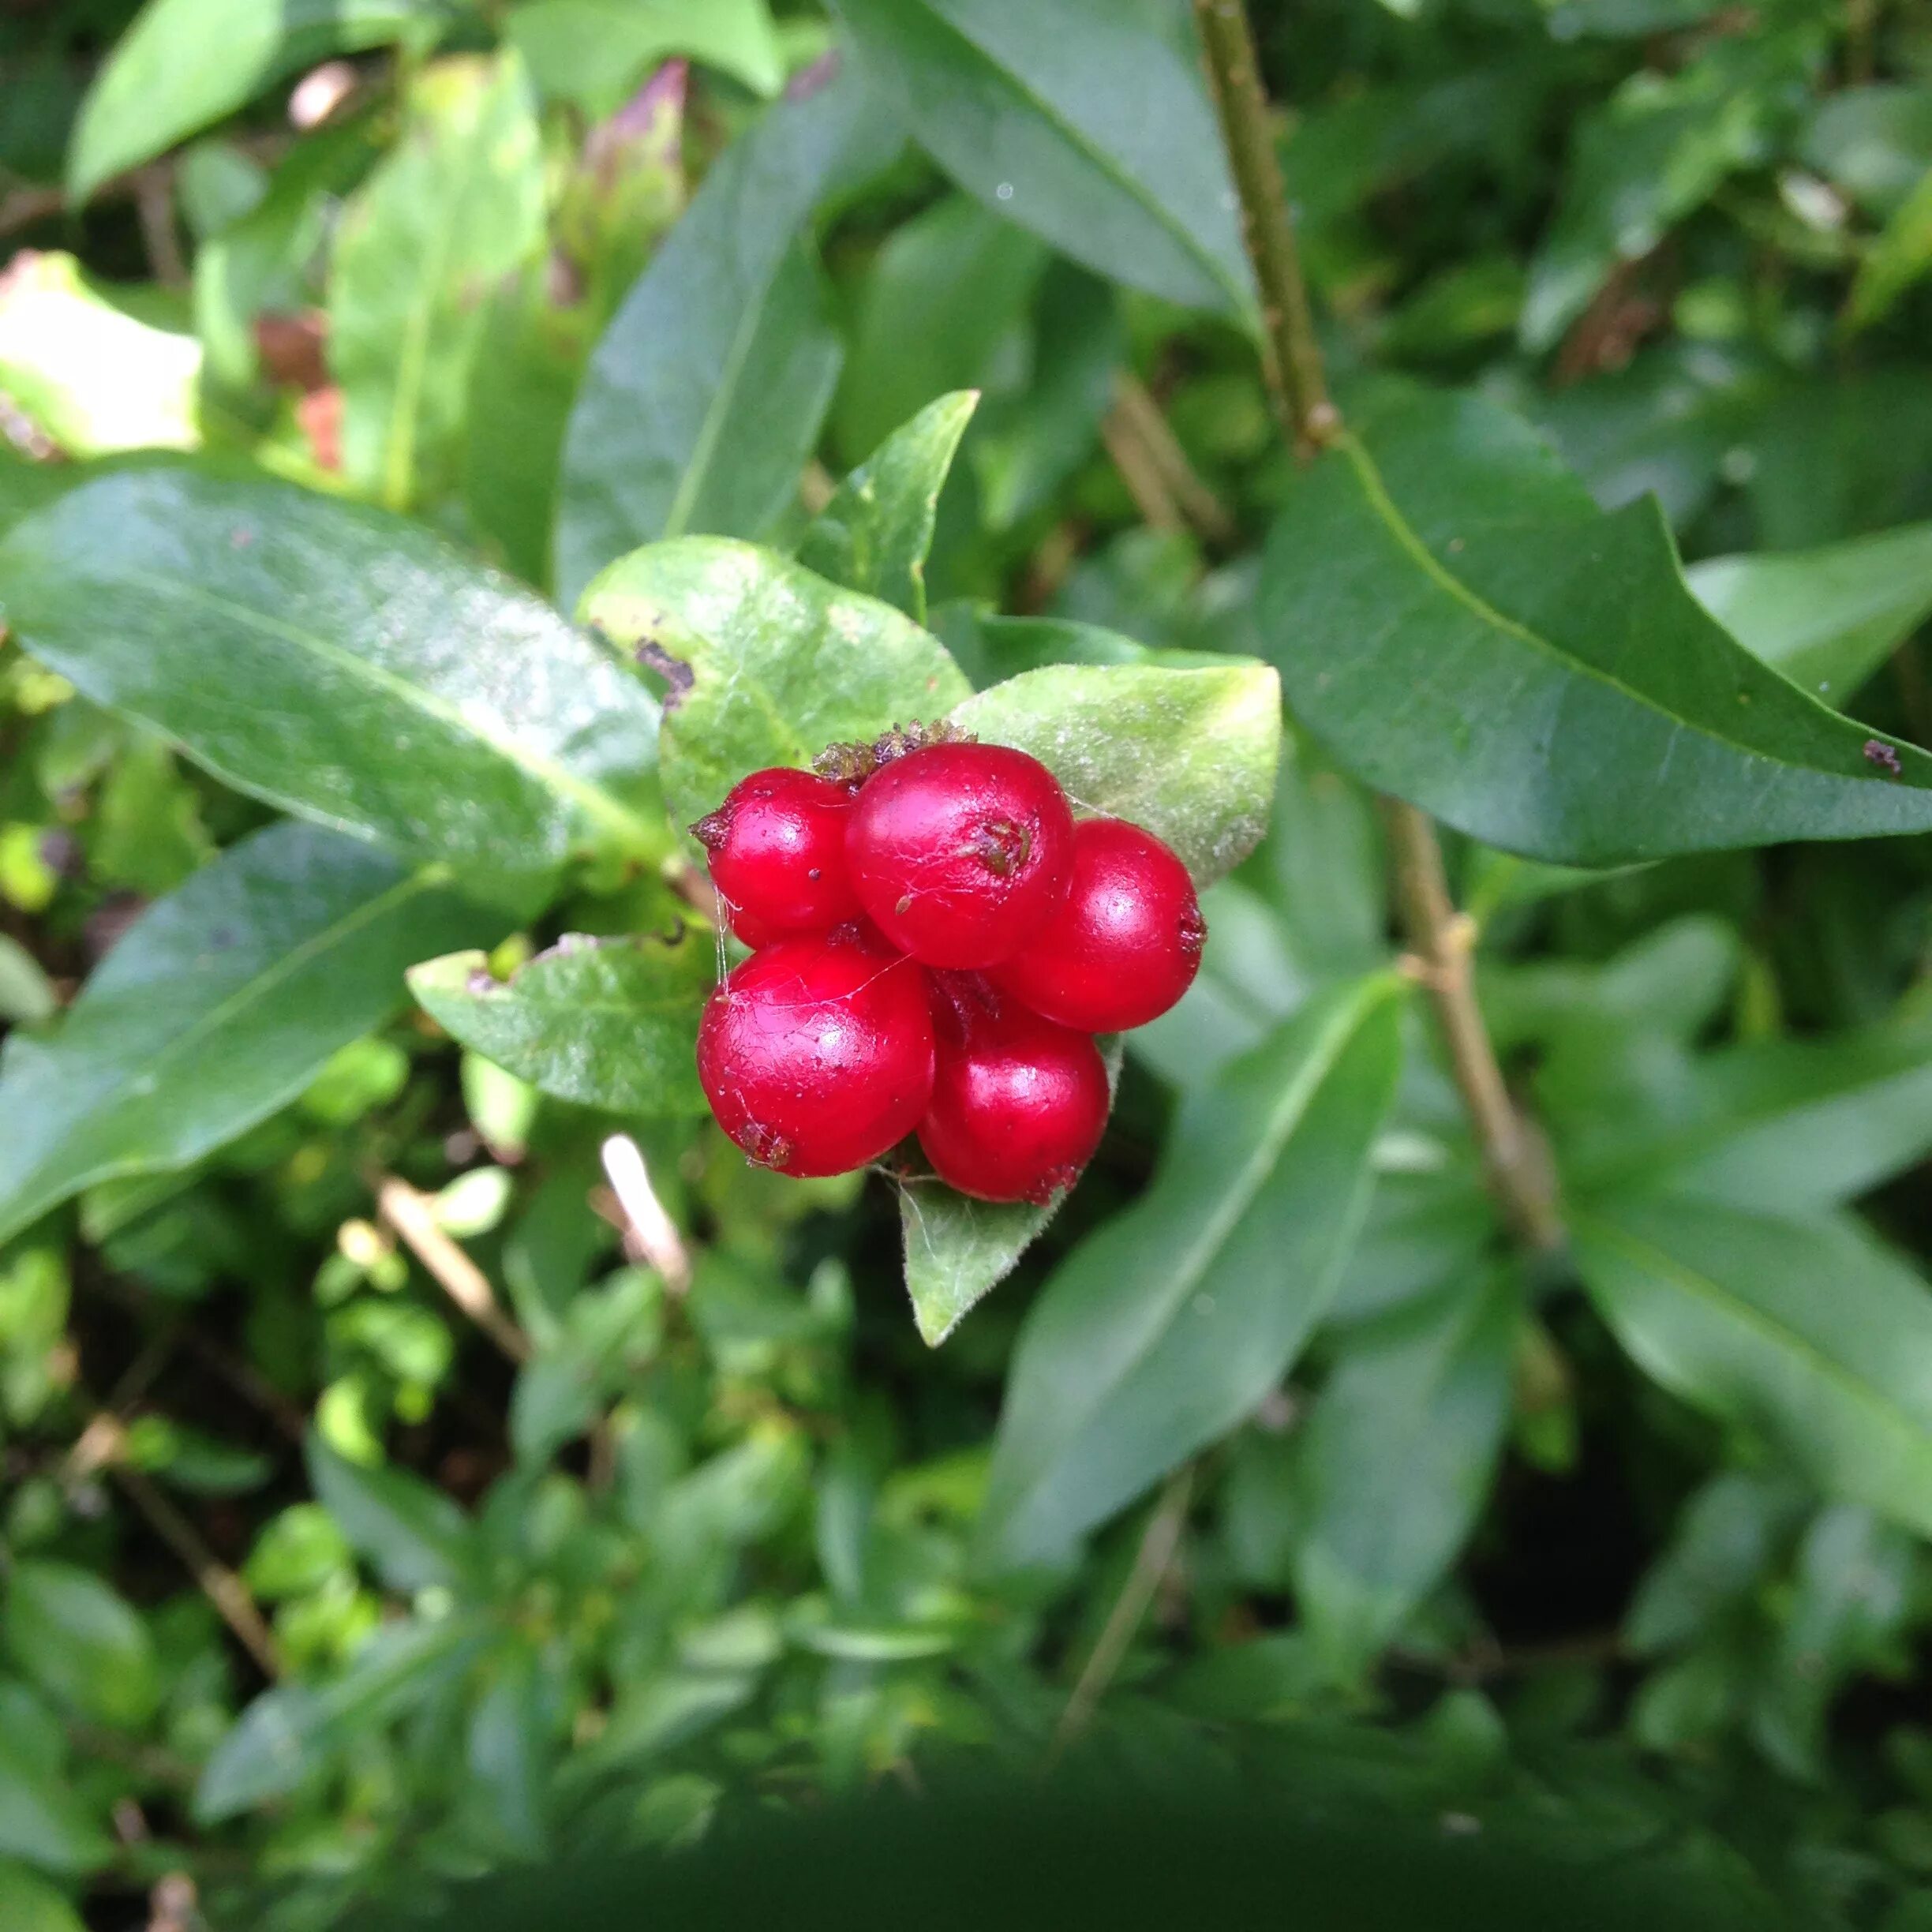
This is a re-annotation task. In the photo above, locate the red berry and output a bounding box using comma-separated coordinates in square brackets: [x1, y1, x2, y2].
[990, 817, 1204, 1032]
[691, 767, 860, 945]
[918, 975, 1110, 1205]
[697, 928, 934, 1177]
[845, 743, 1074, 968]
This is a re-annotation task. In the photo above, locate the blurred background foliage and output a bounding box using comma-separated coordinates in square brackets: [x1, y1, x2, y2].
[4, 0, 1932, 1926]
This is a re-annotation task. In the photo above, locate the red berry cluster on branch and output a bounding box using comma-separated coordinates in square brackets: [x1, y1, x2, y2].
[693, 735, 1205, 1204]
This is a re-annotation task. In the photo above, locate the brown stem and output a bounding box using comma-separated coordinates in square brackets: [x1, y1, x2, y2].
[1109, 372, 1236, 545]
[1193, 0, 1563, 1254]
[369, 1170, 534, 1364]
[1192, 0, 1338, 457]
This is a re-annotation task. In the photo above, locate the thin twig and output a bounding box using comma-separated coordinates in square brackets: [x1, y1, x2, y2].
[369, 1170, 534, 1363]
[599, 1134, 692, 1294]
[1193, 0, 1338, 456]
[1193, 0, 1563, 1255]
[1099, 407, 1184, 532]
[1050, 1466, 1193, 1760]
[134, 172, 186, 289]
[1110, 372, 1236, 544]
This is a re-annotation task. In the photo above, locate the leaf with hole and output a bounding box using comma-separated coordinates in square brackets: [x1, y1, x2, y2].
[410, 930, 712, 1118]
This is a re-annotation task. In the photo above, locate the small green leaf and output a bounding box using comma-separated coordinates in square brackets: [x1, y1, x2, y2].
[0, 1860, 89, 1931]
[1287, 1268, 1518, 1684]
[899, 1037, 1123, 1347]
[555, 58, 896, 606]
[979, 975, 1406, 1569]
[329, 54, 546, 511]
[195, 1616, 487, 1822]
[68, 0, 448, 200]
[3, 1562, 159, 1729]
[305, 1433, 481, 1596]
[0, 254, 199, 455]
[410, 930, 711, 1117]
[1848, 168, 1932, 331]
[0, 1723, 110, 1876]
[0, 824, 486, 1250]
[1260, 384, 1932, 866]
[465, 1642, 550, 1858]
[950, 659, 1282, 886]
[507, 0, 784, 110]
[799, 391, 979, 623]
[829, 0, 1251, 315]
[1688, 522, 1932, 702]
[0, 467, 665, 871]
[1574, 1196, 1932, 1539]
[580, 537, 972, 833]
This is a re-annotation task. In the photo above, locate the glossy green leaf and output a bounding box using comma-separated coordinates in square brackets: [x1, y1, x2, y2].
[68, 0, 447, 200]
[1260, 384, 1932, 866]
[0, 254, 199, 455]
[2, 1562, 159, 1729]
[1574, 1196, 1932, 1539]
[195, 1616, 488, 1822]
[979, 975, 1406, 1569]
[829, 0, 1250, 315]
[580, 537, 972, 833]
[554, 60, 893, 606]
[799, 391, 978, 623]
[305, 1433, 480, 1595]
[0, 824, 485, 1250]
[1563, 1004, 1932, 1214]
[330, 55, 545, 511]
[0, 1860, 90, 1930]
[897, 1037, 1123, 1348]
[950, 660, 1282, 887]
[507, 0, 783, 110]
[1522, 36, 1800, 351]
[1288, 1268, 1518, 1683]
[0, 467, 665, 871]
[1688, 522, 1932, 703]
[410, 930, 711, 1117]
[830, 198, 1042, 465]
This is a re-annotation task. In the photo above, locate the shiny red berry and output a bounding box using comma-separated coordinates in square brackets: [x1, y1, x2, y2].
[845, 742, 1074, 968]
[691, 767, 860, 945]
[991, 817, 1204, 1032]
[918, 975, 1109, 1205]
[697, 928, 934, 1177]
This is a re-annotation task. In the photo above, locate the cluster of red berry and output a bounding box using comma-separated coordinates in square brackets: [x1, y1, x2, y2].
[692, 732, 1205, 1206]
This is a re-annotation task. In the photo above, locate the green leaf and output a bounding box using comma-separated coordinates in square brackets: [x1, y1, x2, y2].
[1259, 384, 1932, 866]
[579, 537, 972, 835]
[0, 1860, 89, 1931]
[979, 975, 1406, 1570]
[68, 0, 447, 200]
[0, 824, 485, 1250]
[1561, 1004, 1932, 1214]
[898, 1037, 1123, 1348]
[798, 391, 978, 623]
[465, 1642, 550, 1858]
[410, 930, 711, 1117]
[1687, 522, 1932, 703]
[1522, 36, 1800, 351]
[0, 1726, 110, 1876]
[1574, 1195, 1932, 1539]
[330, 54, 546, 511]
[0, 467, 665, 871]
[3, 1563, 158, 1729]
[305, 1432, 480, 1595]
[507, 0, 784, 110]
[554, 59, 895, 607]
[1848, 168, 1932, 331]
[1287, 1268, 1518, 1684]
[1802, 84, 1932, 219]
[195, 1616, 487, 1822]
[949, 660, 1282, 887]
[829, 197, 1043, 465]
[0, 254, 199, 456]
[829, 0, 1250, 315]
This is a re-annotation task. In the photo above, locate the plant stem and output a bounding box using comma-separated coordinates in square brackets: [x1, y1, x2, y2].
[1192, 0, 1563, 1254]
